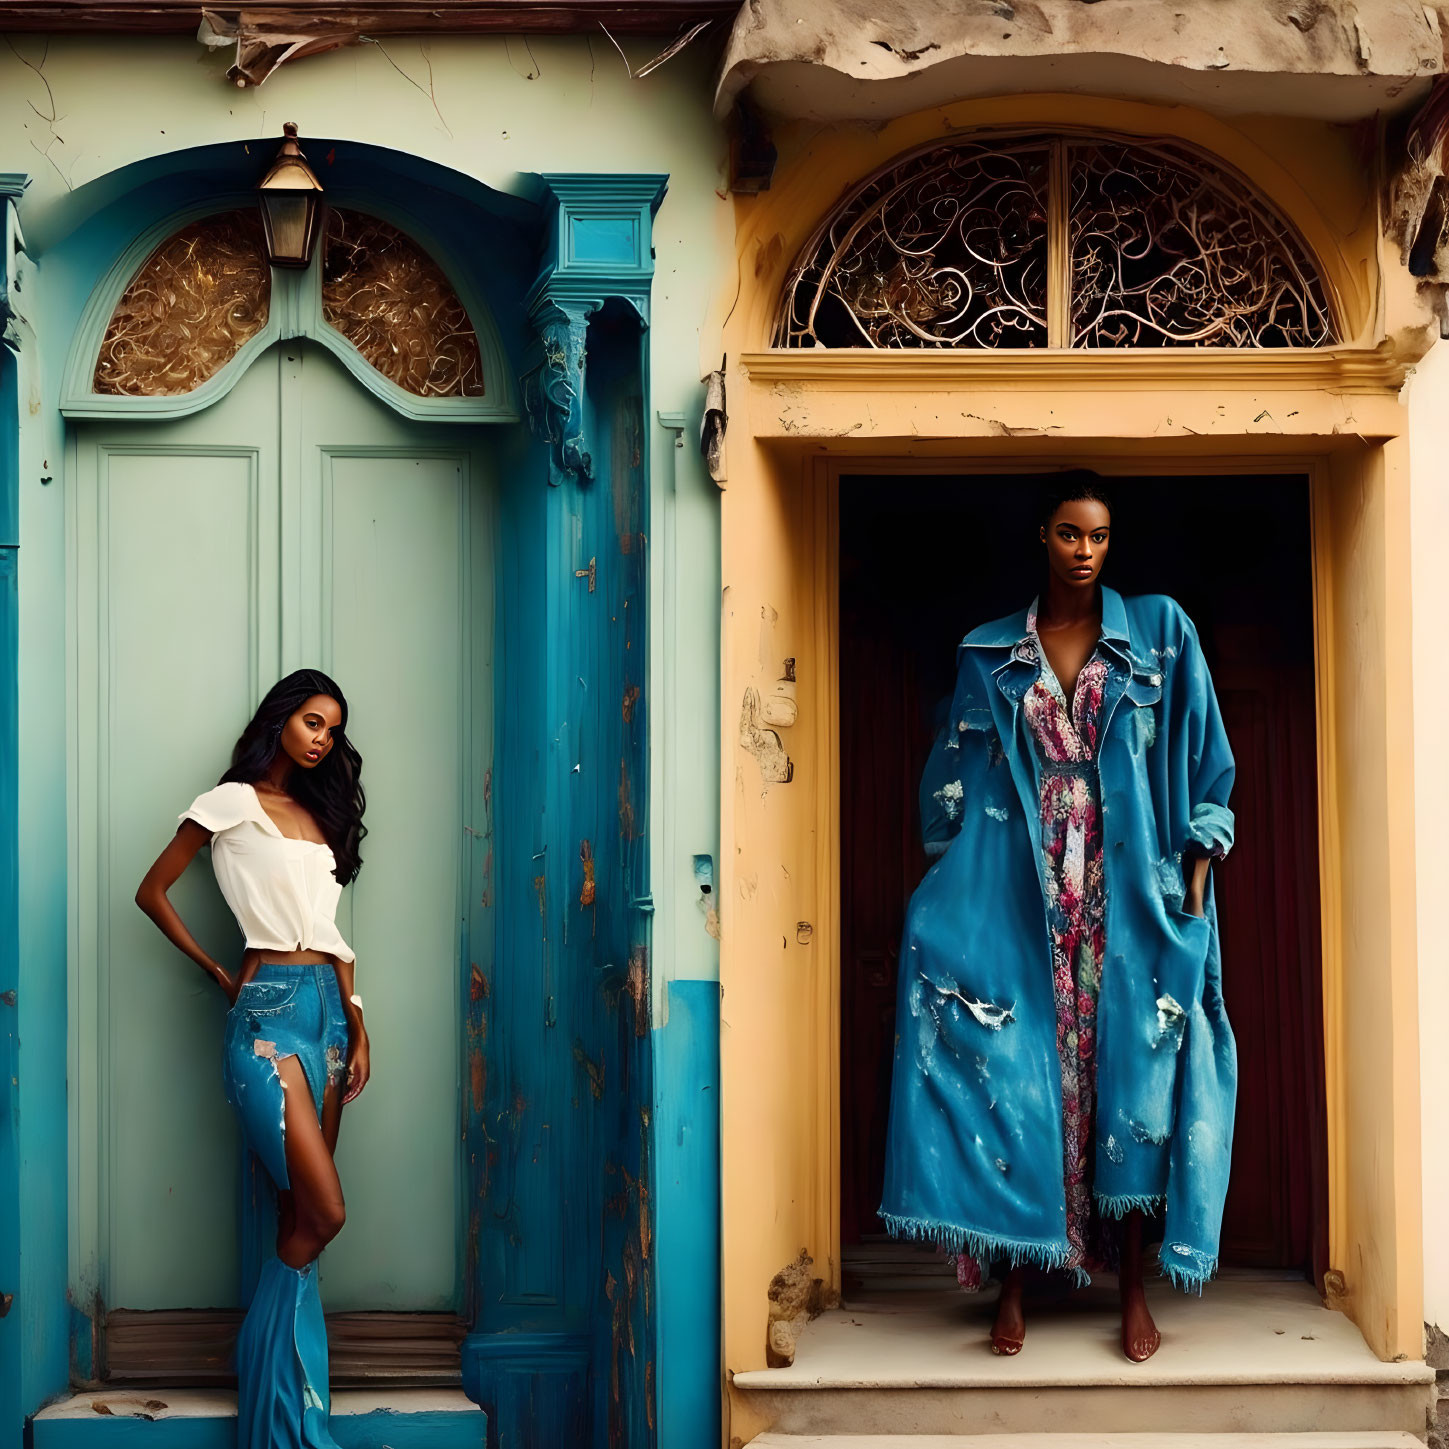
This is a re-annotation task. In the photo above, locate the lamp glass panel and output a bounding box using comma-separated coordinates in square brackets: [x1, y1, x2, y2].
[263, 194, 313, 264]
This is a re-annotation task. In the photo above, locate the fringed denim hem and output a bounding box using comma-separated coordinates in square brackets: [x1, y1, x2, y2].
[880, 1210, 1078, 1276]
[1158, 1243, 1218, 1295]
[1094, 1191, 1166, 1219]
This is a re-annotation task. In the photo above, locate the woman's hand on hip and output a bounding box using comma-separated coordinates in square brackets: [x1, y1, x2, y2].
[343, 1029, 371, 1105]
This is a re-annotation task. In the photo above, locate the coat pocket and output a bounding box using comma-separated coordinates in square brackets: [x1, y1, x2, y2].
[1122, 670, 1163, 753]
[1124, 670, 1163, 709]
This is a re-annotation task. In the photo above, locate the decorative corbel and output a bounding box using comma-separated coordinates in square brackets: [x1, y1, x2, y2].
[523, 173, 667, 487]
[0, 175, 29, 355]
[524, 293, 598, 486]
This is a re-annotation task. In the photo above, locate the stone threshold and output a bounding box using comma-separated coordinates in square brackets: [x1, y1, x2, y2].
[748, 1436, 1429, 1448]
[32, 1386, 487, 1447]
[738, 1278, 1431, 1390]
[733, 1278, 1435, 1438]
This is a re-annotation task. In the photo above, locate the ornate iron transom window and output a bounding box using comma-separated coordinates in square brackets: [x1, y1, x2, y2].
[775, 134, 1338, 350]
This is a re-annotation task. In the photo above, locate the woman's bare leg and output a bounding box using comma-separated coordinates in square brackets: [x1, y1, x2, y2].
[990, 1266, 1027, 1354]
[276, 1084, 340, 1254]
[273, 1056, 346, 1269]
[1120, 1209, 1161, 1362]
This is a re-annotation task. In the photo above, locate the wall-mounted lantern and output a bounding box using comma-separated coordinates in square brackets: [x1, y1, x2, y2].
[256, 122, 324, 269]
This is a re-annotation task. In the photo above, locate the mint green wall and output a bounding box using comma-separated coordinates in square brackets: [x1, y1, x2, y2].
[0, 31, 725, 1446]
[0, 28, 727, 999]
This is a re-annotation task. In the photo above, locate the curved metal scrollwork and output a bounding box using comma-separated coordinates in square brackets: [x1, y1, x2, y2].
[775, 133, 1339, 350]
[322, 209, 486, 397]
[1069, 141, 1335, 348]
[775, 139, 1050, 349]
[95, 210, 270, 395]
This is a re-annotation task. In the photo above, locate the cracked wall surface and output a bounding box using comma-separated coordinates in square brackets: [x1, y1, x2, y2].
[718, 0, 1448, 121]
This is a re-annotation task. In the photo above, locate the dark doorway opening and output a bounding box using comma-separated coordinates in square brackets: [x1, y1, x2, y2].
[839, 472, 1327, 1288]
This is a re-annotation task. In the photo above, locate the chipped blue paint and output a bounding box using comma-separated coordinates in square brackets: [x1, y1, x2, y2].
[462, 174, 664, 1449]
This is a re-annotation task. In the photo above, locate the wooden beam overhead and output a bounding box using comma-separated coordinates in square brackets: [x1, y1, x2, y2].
[0, 0, 738, 33]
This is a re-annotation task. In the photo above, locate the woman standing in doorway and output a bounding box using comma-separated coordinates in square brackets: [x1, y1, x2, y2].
[879, 476, 1237, 1362]
[136, 669, 370, 1448]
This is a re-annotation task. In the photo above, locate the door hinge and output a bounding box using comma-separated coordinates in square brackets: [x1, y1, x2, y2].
[575, 557, 596, 592]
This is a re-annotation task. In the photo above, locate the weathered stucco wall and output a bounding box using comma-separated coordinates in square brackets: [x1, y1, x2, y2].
[718, 0, 1446, 120]
[1407, 338, 1449, 1348]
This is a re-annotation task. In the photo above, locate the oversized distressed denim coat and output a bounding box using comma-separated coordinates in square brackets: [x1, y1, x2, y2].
[879, 588, 1237, 1291]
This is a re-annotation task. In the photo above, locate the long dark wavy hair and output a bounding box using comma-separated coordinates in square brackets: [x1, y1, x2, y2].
[220, 669, 367, 885]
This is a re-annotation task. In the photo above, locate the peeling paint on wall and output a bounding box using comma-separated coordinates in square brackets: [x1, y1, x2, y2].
[580, 838, 597, 908]
[764, 1249, 831, 1367]
[619, 757, 637, 839]
[626, 947, 649, 1038]
[573, 1041, 606, 1101]
[740, 685, 794, 783]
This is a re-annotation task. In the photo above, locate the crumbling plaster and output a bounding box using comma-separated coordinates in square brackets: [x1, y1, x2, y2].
[717, 0, 1449, 122]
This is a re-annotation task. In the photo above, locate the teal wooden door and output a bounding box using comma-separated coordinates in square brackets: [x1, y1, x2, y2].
[73, 340, 490, 1335]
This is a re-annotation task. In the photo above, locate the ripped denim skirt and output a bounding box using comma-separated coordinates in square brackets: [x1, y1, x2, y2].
[222, 962, 350, 1190]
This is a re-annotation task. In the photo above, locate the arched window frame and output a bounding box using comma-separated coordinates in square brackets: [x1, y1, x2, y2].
[772, 127, 1346, 351]
[61, 192, 517, 423]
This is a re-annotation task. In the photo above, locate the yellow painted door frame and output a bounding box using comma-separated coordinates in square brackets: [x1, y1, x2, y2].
[719, 393, 1422, 1440]
[716, 91, 1429, 1447]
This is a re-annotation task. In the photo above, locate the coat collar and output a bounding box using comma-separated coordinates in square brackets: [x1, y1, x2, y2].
[960, 586, 1131, 657]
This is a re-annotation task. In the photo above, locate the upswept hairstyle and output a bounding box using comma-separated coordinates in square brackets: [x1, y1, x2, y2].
[220, 668, 367, 885]
[1039, 469, 1113, 529]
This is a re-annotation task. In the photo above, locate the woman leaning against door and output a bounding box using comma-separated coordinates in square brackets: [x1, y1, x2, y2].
[135, 668, 372, 1449]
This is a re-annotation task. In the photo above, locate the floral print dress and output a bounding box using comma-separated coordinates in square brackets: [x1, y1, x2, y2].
[952, 611, 1109, 1287]
[1021, 612, 1109, 1278]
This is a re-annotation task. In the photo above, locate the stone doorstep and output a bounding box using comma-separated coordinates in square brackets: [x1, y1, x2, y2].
[748, 1437, 1431, 1448]
[31, 1388, 487, 1448]
[733, 1279, 1436, 1438]
[738, 1382, 1436, 1439]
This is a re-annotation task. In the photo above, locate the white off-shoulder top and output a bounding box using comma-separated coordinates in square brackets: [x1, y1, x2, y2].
[179, 780, 354, 964]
